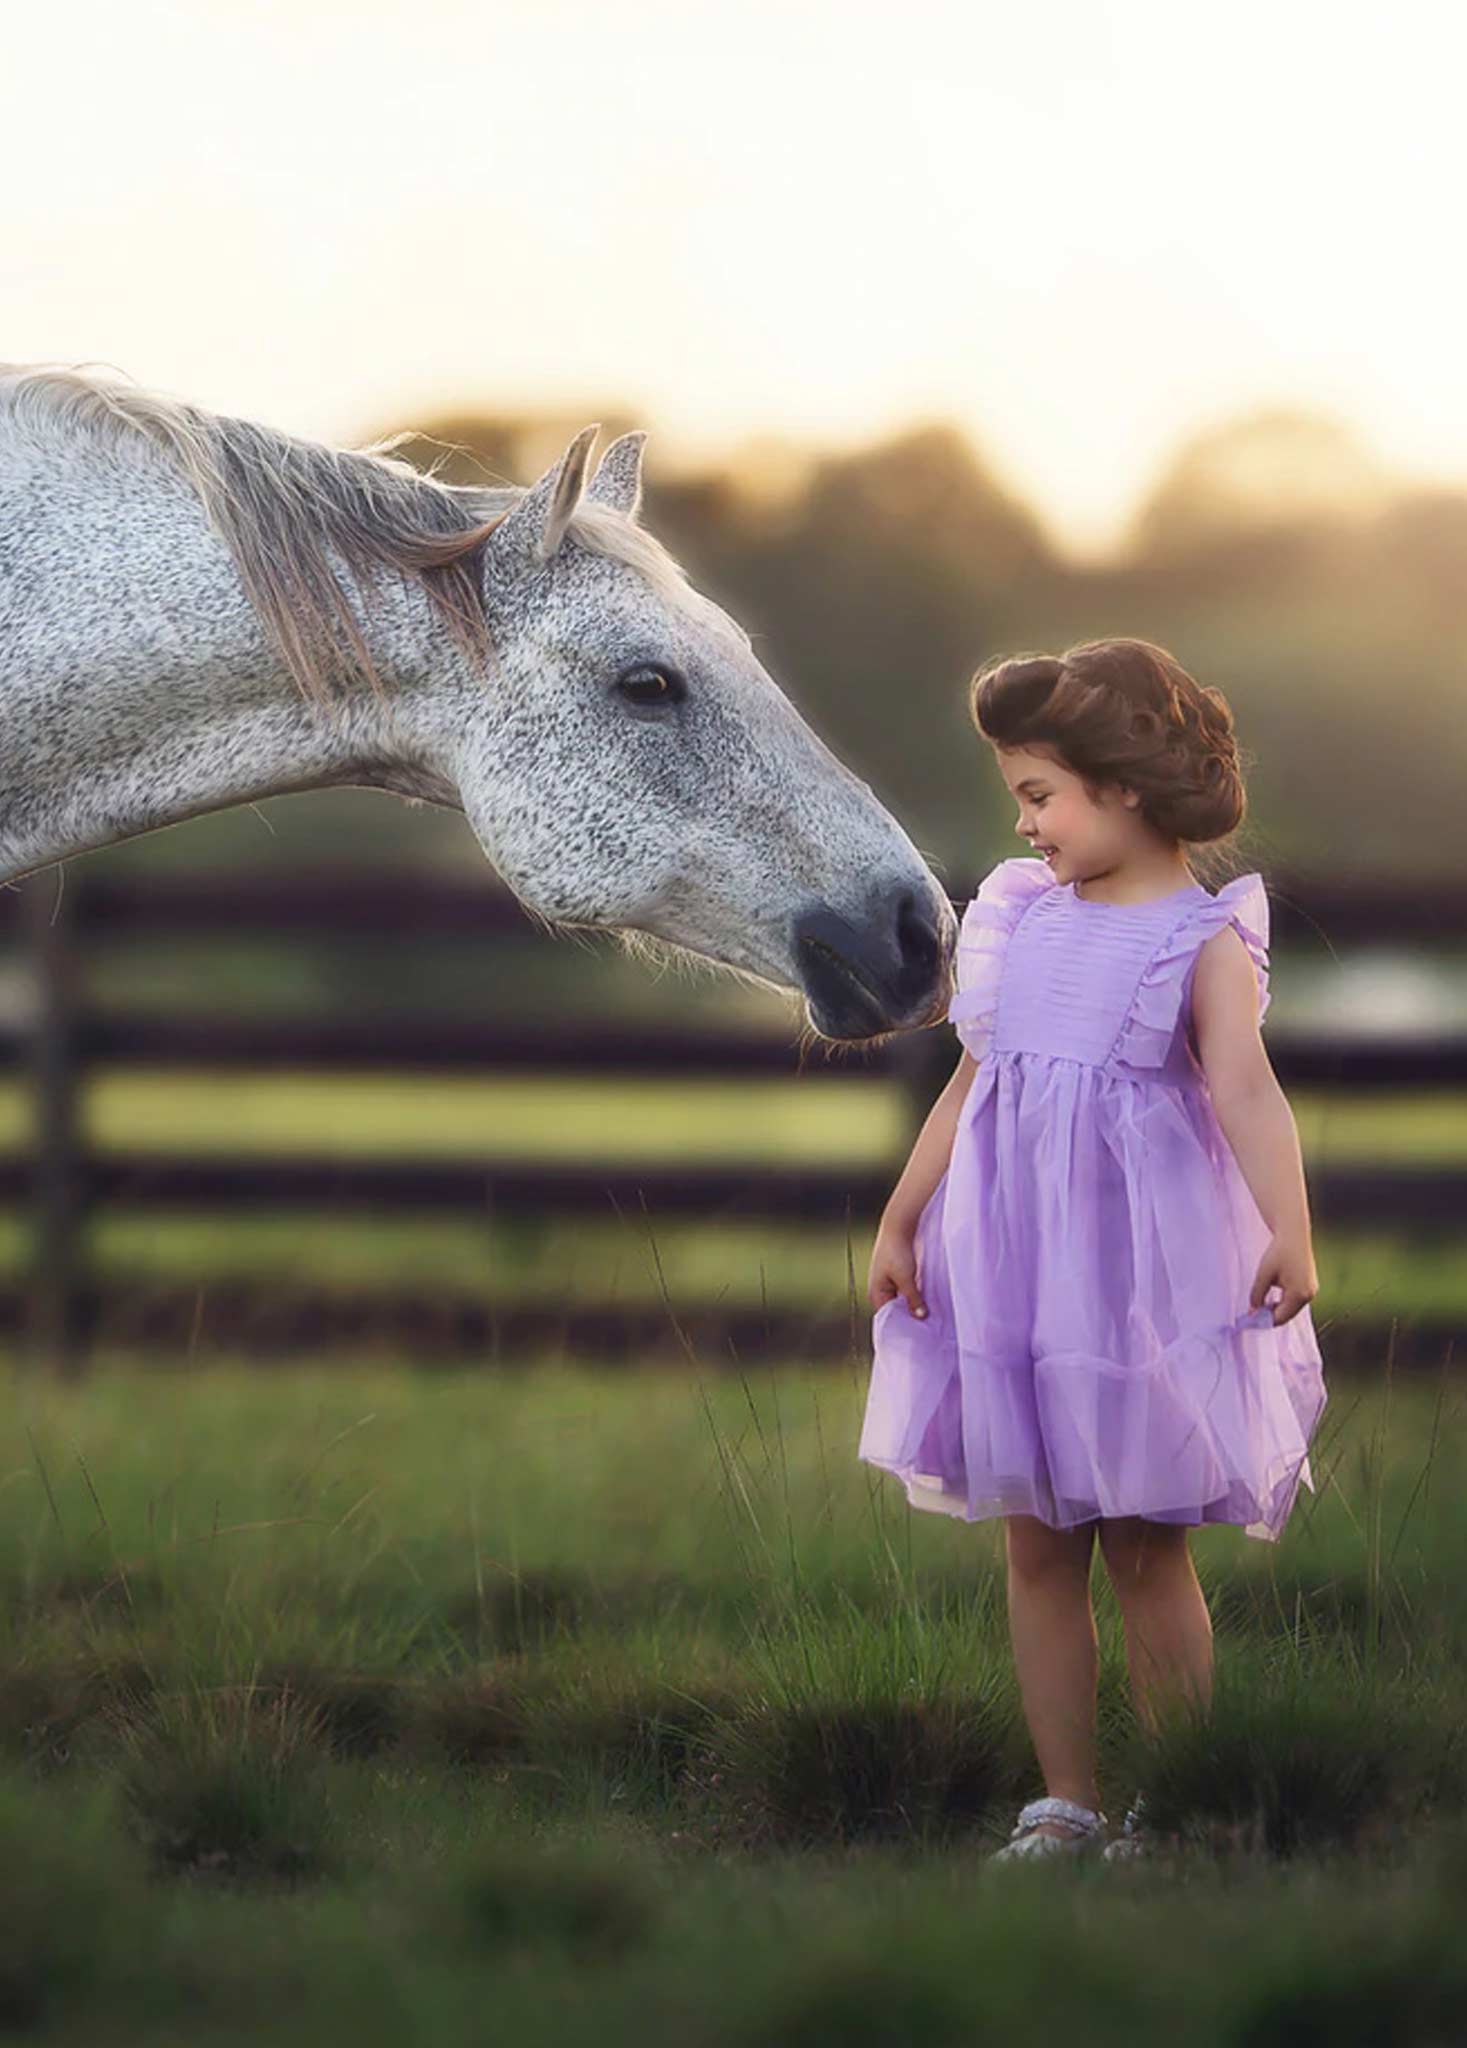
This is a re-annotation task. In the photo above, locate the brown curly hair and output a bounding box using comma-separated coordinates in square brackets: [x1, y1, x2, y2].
[968, 637, 1247, 848]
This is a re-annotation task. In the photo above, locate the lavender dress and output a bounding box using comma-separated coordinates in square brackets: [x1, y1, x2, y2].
[860, 857, 1326, 1542]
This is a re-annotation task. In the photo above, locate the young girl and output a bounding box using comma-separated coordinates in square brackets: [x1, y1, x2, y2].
[860, 638, 1325, 1865]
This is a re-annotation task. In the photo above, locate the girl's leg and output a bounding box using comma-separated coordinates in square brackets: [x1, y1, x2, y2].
[1003, 1513, 1102, 1836]
[1097, 1518, 1214, 1732]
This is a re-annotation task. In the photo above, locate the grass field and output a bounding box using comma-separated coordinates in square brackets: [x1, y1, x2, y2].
[1, 1347, 1465, 2045]
[0, 1067, 1455, 1170]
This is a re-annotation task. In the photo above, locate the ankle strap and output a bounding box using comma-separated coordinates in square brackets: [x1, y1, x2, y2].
[1013, 1795, 1106, 1836]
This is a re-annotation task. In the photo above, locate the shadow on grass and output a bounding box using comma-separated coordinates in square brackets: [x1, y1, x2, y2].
[1111, 1646, 1467, 1858]
[103, 1679, 342, 1885]
[702, 1667, 1025, 1851]
[0, 1651, 157, 1774]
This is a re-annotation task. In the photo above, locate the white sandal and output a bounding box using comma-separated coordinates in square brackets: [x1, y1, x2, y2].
[990, 1794, 1109, 1862]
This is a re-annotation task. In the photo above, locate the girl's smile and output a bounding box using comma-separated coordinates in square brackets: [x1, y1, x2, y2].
[997, 743, 1193, 903]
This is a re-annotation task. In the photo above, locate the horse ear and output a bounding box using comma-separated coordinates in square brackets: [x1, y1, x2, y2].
[484, 425, 600, 578]
[584, 431, 647, 518]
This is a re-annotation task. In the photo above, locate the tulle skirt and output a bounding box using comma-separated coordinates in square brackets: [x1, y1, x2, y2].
[859, 1056, 1326, 1542]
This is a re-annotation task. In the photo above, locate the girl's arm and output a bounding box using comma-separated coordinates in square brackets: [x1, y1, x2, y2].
[868, 1047, 979, 1317]
[1191, 928, 1319, 1323]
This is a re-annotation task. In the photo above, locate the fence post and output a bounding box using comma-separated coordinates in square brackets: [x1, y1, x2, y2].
[24, 868, 85, 1378]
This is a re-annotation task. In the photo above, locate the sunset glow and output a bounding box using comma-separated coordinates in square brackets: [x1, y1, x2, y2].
[5, 0, 1465, 553]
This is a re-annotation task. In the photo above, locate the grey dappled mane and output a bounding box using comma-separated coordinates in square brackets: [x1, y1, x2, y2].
[0, 363, 699, 704]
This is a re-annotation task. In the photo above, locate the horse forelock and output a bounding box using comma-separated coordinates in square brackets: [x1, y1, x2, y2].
[0, 363, 698, 703]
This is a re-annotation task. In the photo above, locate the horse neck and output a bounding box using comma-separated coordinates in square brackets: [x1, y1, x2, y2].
[0, 424, 449, 882]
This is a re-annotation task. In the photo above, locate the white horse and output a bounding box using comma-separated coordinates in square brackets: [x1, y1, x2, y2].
[0, 366, 953, 1039]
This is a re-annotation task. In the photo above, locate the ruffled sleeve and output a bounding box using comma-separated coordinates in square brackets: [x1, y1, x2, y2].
[946, 857, 1057, 1058]
[1116, 873, 1271, 1070]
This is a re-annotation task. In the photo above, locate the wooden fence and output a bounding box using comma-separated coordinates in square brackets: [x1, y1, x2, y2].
[1, 866, 1462, 1374]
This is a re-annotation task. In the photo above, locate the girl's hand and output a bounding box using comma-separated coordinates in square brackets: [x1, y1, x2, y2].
[868, 1220, 928, 1319]
[1250, 1231, 1319, 1326]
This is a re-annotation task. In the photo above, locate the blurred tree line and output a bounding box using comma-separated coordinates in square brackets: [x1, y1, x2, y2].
[94, 402, 1454, 888]
[62, 402, 1460, 1034]
[384, 401, 1451, 887]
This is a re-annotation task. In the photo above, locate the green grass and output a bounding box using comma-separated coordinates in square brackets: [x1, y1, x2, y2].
[0, 1353, 1464, 2041]
[83, 1070, 907, 1164]
[0, 1072, 1441, 1168]
[1291, 1089, 1467, 1164]
[87, 1079, 1467, 1170]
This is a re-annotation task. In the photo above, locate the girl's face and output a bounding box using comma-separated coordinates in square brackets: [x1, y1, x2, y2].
[995, 745, 1141, 884]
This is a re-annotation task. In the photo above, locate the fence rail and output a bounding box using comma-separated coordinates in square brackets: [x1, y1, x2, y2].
[0, 1154, 1457, 1228]
[0, 865, 1459, 1373]
[0, 1012, 1456, 1086]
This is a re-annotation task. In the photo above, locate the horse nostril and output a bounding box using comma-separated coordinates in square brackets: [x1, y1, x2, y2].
[791, 884, 954, 1037]
[892, 892, 957, 1030]
[894, 891, 946, 995]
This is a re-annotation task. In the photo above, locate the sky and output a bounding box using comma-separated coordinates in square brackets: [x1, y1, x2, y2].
[5, 0, 1466, 555]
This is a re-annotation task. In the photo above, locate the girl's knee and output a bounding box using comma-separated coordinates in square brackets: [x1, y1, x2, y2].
[1098, 1516, 1190, 1593]
[1005, 1513, 1096, 1586]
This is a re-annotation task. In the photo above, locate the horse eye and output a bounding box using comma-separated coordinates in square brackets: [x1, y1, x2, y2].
[616, 664, 686, 708]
